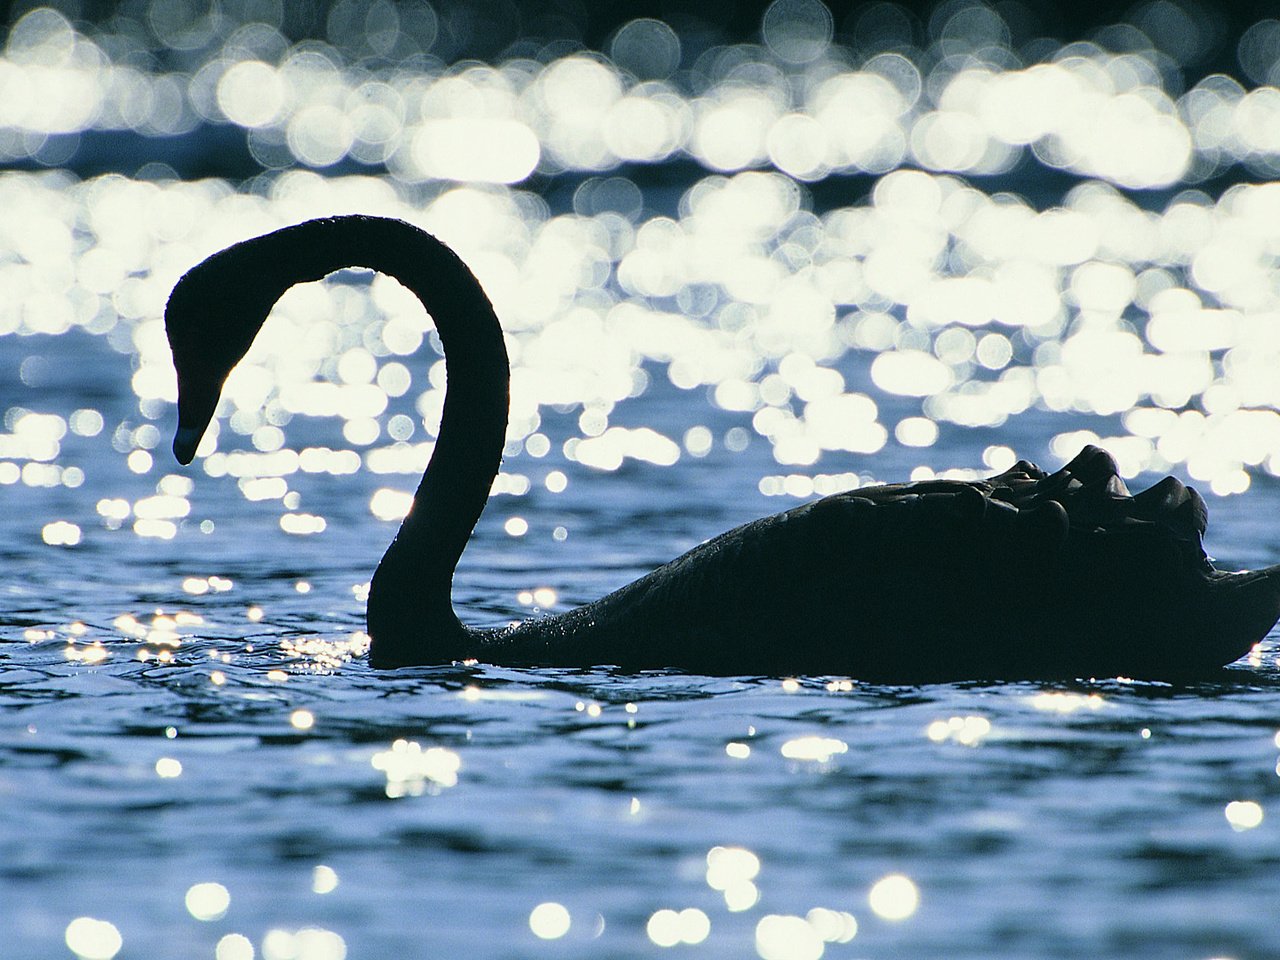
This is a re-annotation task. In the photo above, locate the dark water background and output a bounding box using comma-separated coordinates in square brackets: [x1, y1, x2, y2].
[3, 2, 1280, 957]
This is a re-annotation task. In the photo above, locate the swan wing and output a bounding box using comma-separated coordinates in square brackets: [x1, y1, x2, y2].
[488, 446, 1273, 679]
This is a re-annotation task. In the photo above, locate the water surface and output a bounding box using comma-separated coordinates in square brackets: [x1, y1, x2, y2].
[3, 4, 1280, 958]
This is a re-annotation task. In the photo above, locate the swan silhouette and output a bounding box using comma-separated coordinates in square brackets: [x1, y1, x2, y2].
[165, 215, 1280, 680]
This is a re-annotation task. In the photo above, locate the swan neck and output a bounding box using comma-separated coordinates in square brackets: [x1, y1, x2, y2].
[299, 219, 511, 652]
[170, 216, 509, 660]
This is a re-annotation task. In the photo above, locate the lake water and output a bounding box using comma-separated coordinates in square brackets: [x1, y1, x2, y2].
[3, 4, 1280, 959]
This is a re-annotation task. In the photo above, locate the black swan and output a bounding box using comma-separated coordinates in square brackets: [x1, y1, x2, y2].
[164, 215, 1280, 680]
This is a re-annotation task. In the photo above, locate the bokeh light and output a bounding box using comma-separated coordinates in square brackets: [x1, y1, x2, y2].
[185, 882, 232, 922]
[868, 873, 920, 920]
[64, 918, 122, 960]
[529, 902, 571, 939]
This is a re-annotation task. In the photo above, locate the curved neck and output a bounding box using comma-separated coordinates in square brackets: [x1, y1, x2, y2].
[343, 220, 509, 661]
[171, 216, 509, 664]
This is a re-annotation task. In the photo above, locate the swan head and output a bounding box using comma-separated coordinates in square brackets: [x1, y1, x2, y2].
[164, 243, 284, 464]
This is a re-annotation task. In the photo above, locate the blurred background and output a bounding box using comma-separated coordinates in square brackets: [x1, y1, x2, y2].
[5, 0, 1280, 514]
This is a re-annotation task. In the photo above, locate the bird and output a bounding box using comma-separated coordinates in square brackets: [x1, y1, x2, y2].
[164, 215, 1280, 681]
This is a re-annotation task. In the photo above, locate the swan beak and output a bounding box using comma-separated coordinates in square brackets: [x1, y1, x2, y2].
[172, 374, 221, 465]
[173, 426, 203, 465]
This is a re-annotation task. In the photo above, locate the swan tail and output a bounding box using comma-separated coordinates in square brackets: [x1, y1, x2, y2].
[1196, 565, 1280, 669]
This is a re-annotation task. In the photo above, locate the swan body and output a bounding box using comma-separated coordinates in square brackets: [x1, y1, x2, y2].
[165, 216, 1280, 681]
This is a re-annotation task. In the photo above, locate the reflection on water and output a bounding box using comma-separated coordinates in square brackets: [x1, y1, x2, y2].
[6, 3, 1280, 187]
[3, 1, 1280, 958]
[10, 162, 1280, 545]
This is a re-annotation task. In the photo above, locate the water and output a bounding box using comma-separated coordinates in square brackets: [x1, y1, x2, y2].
[4, 3, 1280, 958]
